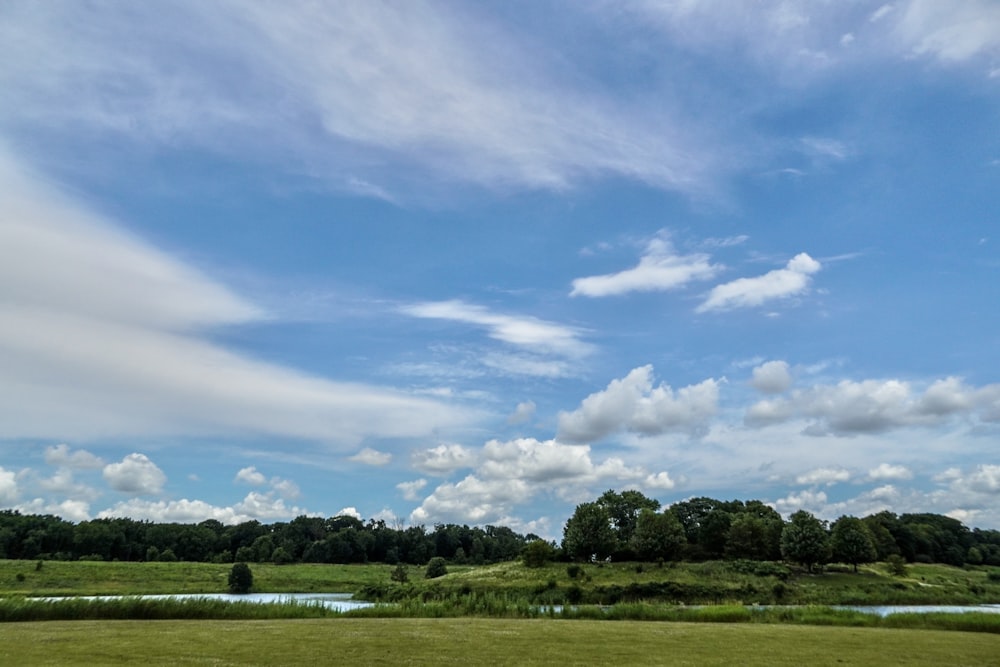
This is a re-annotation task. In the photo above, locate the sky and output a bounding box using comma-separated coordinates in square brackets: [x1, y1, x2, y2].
[1, 1, 999, 539]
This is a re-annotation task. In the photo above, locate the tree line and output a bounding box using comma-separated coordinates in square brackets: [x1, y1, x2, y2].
[0, 511, 529, 565]
[3, 493, 1000, 569]
[560, 491, 1000, 569]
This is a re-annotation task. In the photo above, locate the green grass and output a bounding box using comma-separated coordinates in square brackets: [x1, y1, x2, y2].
[0, 618, 997, 666]
[0, 559, 401, 596]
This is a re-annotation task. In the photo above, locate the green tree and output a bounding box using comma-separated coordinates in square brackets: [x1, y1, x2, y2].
[629, 509, 686, 561]
[228, 562, 253, 594]
[725, 513, 770, 561]
[521, 539, 556, 568]
[597, 489, 660, 554]
[424, 556, 448, 579]
[831, 516, 878, 572]
[390, 562, 409, 583]
[780, 510, 831, 573]
[562, 502, 616, 561]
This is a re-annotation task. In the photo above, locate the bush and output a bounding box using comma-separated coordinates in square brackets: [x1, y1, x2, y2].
[566, 564, 582, 579]
[425, 557, 448, 579]
[886, 554, 908, 577]
[228, 562, 254, 594]
[390, 563, 409, 583]
[522, 540, 555, 568]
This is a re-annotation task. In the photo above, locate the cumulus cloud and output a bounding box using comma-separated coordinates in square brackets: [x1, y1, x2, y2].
[868, 463, 913, 481]
[409, 437, 675, 525]
[0, 150, 475, 446]
[235, 466, 267, 486]
[745, 376, 1000, 435]
[570, 235, 719, 297]
[751, 360, 792, 394]
[698, 253, 821, 312]
[16, 498, 91, 522]
[97, 491, 308, 524]
[507, 401, 536, 425]
[397, 479, 428, 501]
[401, 300, 592, 358]
[0, 466, 18, 504]
[43, 444, 104, 470]
[773, 489, 829, 516]
[557, 365, 720, 443]
[412, 443, 478, 475]
[795, 467, 851, 486]
[102, 453, 166, 496]
[348, 448, 393, 466]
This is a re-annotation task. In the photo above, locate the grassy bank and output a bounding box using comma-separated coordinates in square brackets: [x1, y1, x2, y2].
[1, 618, 998, 666]
[3, 558, 999, 607]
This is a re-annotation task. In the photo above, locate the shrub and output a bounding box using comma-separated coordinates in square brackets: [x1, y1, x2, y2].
[228, 562, 254, 594]
[425, 557, 448, 579]
[886, 554, 908, 577]
[522, 540, 555, 568]
[390, 563, 409, 583]
[566, 564, 583, 579]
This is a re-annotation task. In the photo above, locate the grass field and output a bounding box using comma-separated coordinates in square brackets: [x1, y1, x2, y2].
[0, 618, 997, 666]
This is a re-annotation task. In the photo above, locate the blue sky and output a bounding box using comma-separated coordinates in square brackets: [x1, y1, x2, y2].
[1, 1, 999, 539]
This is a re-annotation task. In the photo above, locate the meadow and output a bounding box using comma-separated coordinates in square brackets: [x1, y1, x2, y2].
[1, 618, 998, 666]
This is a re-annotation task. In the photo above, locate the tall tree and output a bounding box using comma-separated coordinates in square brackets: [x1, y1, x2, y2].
[597, 489, 660, 555]
[629, 509, 686, 561]
[562, 501, 616, 561]
[780, 510, 831, 573]
[831, 516, 878, 572]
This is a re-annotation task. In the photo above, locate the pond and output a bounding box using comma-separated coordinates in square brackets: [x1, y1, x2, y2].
[833, 604, 1000, 617]
[30, 592, 375, 612]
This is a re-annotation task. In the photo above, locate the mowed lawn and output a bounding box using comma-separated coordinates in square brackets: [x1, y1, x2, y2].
[1, 618, 997, 666]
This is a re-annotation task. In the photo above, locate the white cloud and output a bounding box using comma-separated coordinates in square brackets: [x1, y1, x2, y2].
[507, 401, 536, 425]
[270, 478, 301, 500]
[235, 466, 267, 486]
[867, 463, 913, 481]
[745, 376, 1000, 435]
[870, 4, 895, 24]
[795, 467, 851, 486]
[570, 235, 719, 297]
[401, 300, 592, 358]
[335, 506, 362, 520]
[0, 466, 18, 504]
[409, 436, 674, 526]
[800, 136, 851, 161]
[751, 360, 792, 394]
[397, 479, 428, 502]
[102, 453, 166, 496]
[0, 2, 718, 195]
[348, 448, 393, 466]
[557, 365, 720, 443]
[412, 443, 477, 475]
[894, 0, 1000, 63]
[698, 252, 821, 312]
[773, 489, 828, 516]
[37, 468, 100, 502]
[97, 491, 308, 524]
[16, 498, 91, 522]
[0, 150, 476, 446]
[43, 444, 104, 470]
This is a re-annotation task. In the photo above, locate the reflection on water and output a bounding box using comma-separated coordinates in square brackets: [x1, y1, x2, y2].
[30, 592, 374, 611]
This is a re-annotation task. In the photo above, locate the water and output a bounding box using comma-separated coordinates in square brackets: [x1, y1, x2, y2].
[833, 604, 1000, 617]
[29, 592, 375, 611]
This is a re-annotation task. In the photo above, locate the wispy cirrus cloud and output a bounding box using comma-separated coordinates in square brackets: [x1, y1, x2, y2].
[0, 148, 476, 446]
[570, 235, 720, 298]
[697, 253, 821, 312]
[401, 300, 592, 358]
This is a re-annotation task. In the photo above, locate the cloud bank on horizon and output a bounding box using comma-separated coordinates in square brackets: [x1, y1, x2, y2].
[1, 1, 999, 537]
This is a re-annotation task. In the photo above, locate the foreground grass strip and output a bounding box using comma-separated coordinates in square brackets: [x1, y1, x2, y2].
[1, 618, 998, 666]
